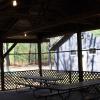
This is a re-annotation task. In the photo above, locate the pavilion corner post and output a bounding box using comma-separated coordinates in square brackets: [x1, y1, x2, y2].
[38, 42, 42, 77]
[0, 42, 5, 90]
[77, 32, 83, 82]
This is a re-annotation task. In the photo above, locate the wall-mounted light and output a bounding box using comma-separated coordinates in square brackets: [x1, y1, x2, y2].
[12, 0, 17, 7]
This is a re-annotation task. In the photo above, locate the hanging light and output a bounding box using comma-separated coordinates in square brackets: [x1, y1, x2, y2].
[12, 0, 17, 7]
[24, 33, 27, 37]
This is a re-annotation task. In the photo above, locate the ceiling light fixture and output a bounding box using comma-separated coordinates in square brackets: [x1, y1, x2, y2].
[12, 0, 17, 7]
[24, 33, 27, 37]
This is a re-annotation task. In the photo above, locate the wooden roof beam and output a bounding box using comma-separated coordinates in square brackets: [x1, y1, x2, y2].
[2, 38, 50, 43]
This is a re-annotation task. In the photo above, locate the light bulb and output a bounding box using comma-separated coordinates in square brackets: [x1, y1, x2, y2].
[24, 33, 27, 37]
[13, 0, 17, 7]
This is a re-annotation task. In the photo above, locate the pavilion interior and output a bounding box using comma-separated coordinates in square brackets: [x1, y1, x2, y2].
[0, 1, 100, 100]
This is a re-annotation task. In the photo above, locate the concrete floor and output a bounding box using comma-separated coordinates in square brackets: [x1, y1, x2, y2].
[0, 88, 87, 100]
[0, 88, 99, 100]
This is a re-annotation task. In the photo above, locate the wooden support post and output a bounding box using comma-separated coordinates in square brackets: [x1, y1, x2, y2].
[77, 32, 83, 82]
[57, 48, 59, 71]
[0, 42, 5, 90]
[48, 42, 52, 69]
[38, 42, 42, 77]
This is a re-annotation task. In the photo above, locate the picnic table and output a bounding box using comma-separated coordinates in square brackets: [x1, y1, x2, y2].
[45, 79, 100, 100]
[19, 75, 63, 86]
[15, 76, 100, 100]
[15, 75, 64, 100]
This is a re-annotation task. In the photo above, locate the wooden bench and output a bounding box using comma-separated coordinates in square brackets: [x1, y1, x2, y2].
[14, 82, 34, 90]
[33, 89, 67, 100]
[14, 82, 49, 90]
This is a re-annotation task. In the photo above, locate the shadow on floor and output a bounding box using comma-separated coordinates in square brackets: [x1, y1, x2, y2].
[0, 88, 99, 100]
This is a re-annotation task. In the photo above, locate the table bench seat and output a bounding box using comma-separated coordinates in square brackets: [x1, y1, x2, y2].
[14, 82, 34, 89]
[14, 82, 49, 90]
[33, 89, 67, 100]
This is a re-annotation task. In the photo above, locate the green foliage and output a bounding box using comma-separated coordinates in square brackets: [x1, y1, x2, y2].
[14, 43, 30, 53]
[4, 43, 52, 66]
[88, 29, 100, 36]
[41, 43, 49, 52]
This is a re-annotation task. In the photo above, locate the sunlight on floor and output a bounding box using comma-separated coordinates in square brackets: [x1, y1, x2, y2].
[4, 64, 56, 72]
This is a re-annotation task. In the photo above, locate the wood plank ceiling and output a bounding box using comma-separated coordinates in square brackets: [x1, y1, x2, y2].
[0, 0, 100, 42]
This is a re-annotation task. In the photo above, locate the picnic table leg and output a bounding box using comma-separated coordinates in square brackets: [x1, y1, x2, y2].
[65, 89, 71, 100]
[15, 84, 18, 91]
[49, 89, 52, 93]
[44, 96, 47, 100]
[79, 88, 87, 100]
[57, 90, 67, 100]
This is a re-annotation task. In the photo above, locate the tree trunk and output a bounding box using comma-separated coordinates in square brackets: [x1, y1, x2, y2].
[29, 43, 31, 64]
